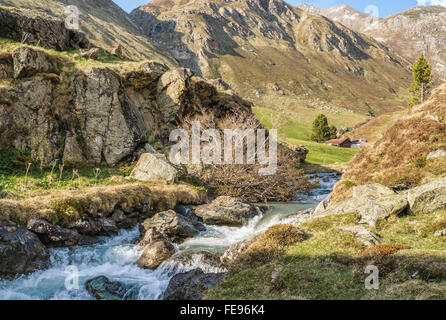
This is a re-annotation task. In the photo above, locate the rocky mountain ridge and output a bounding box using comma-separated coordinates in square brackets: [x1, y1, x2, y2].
[130, 0, 411, 118]
[298, 3, 446, 80]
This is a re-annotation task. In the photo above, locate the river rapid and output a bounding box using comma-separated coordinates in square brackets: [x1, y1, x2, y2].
[0, 173, 340, 300]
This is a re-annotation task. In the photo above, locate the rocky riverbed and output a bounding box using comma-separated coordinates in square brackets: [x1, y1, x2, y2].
[0, 173, 338, 300]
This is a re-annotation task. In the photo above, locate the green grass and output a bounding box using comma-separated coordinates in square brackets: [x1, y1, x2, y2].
[207, 212, 446, 300]
[289, 138, 359, 165]
[253, 107, 360, 166]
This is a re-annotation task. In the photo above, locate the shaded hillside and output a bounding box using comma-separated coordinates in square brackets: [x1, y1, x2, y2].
[130, 0, 411, 125]
[0, 0, 177, 64]
[331, 83, 446, 203]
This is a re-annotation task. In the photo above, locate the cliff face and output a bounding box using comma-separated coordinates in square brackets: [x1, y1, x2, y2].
[130, 0, 411, 117]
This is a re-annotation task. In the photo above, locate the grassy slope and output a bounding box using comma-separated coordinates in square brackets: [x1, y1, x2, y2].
[207, 211, 446, 300]
[253, 106, 359, 166]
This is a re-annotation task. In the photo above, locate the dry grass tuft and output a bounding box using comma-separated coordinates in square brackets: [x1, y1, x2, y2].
[228, 224, 308, 274]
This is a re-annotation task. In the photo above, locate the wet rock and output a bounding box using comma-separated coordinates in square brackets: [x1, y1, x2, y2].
[12, 46, 60, 78]
[0, 221, 49, 279]
[27, 219, 81, 247]
[169, 251, 226, 273]
[85, 276, 134, 300]
[163, 269, 225, 300]
[220, 232, 264, 266]
[69, 217, 118, 236]
[408, 178, 446, 215]
[137, 239, 175, 270]
[129, 153, 179, 184]
[78, 48, 99, 60]
[192, 196, 262, 226]
[340, 226, 381, 247]
[142, 210, 205, 242]
[281, 208, 314, 225]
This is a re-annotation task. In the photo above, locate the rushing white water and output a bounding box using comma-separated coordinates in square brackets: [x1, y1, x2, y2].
[0, 173, 340, 300]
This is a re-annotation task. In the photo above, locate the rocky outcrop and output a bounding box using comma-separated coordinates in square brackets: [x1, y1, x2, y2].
[142, 210, 205, 242]
[192, 196, 262, 226]
[130, 153, 179, 184]
[85, 276, 134, 300]
[317, 184, 408, 227]
[27, 219, 81, 247]
[12, 46, 60, 78]
[0, 221, 49, 279]
[0, 6, 90, 51]
[407, 178, 446, 215]
[163, 268, 225, 300]
[0, 52, 13, 78]
[137, 228, 175, 269]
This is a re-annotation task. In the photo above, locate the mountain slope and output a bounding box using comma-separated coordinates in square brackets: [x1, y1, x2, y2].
[331, 82, 446, 203]
[130, 0, 411, 133]
[298, 4, 446, 80]
[0, 0, 177, 64]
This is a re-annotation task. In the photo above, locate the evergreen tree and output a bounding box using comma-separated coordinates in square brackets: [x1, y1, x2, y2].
[409, 53, 432, 107]
[310, 114, 337, 142]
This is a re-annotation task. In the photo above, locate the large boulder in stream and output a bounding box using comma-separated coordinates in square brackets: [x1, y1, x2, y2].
[137, 229, 175, 270]
[85, 276, 135, 300]
[192, 196, 263, 226]
[163, 269, 225, 300]
[0, 221, 49, 279]
[142, 210, 205, 242]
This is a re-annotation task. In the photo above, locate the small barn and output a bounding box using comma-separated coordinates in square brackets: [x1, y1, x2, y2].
[325, 137, 352, 148]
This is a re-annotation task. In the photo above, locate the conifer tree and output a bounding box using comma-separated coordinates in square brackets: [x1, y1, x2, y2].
[310, 114, 337, 142]
[409, 53, 432, 107]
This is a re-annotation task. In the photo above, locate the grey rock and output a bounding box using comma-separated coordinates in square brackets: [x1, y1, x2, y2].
[427, 149, 446, 160]
[434, 229, 446, 237]
[130, 153, 179, 184]
[317, 183, 408, 227]
[0, 221, 49, 279]
[163, 269, 225, 300]
[86, 276, 135, 300]
[27, 219, 81, 247]
[0, 7, 89, 51]
[408, 178, 446, 215]
[340, 225, 381, 247]
[192, 196, 262, 227]
[12, 46, 59, 79]
[142, 210, 205, 242]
